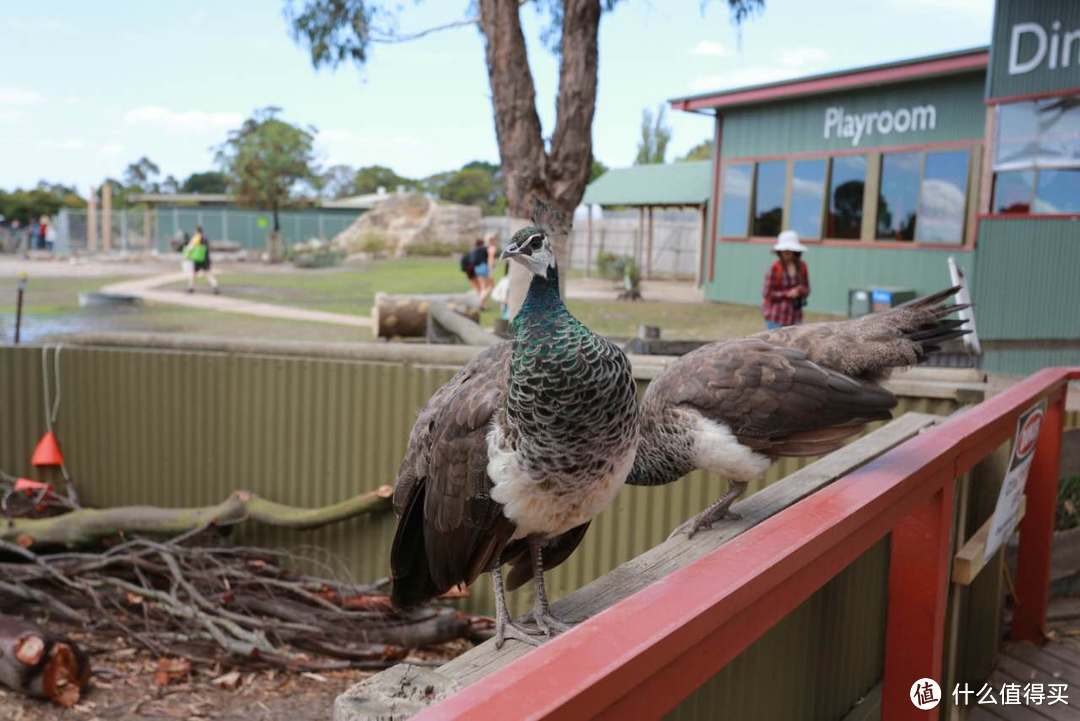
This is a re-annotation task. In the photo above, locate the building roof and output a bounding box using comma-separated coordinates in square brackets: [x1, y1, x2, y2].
[670, 46, 989, 113]
[582, 161, 711, 207]
[128, 193, 234, 205]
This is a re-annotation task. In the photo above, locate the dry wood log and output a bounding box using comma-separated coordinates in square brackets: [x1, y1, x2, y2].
[1, 485, 393, 549]
[426, 302, 501, 347]
[0, 614, 90, 707]
[372, 292, 480, 339]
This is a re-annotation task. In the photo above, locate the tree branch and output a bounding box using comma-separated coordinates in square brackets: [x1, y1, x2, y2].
[2, 486, 393, 549]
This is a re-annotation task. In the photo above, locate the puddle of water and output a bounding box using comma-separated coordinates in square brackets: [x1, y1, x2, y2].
[1, 306, 146, 344]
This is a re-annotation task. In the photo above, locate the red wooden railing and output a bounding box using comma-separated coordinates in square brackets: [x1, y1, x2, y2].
[415, 367, 1077, 721]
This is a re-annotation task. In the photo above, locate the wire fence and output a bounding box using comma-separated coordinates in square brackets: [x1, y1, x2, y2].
[49, 207, 363, 254]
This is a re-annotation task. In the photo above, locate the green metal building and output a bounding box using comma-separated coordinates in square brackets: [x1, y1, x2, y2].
[668, 0, 1079, 375]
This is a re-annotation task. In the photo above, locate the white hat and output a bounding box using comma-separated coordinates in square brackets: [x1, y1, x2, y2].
[773, 230, 806, 253]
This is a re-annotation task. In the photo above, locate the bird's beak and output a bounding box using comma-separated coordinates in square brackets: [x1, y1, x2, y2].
[500, 243, 520, 261]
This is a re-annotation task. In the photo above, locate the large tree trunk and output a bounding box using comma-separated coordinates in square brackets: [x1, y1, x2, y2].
[478, 0, 600, 315]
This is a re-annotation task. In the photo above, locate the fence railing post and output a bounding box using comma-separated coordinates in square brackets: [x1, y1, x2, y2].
[883, 481, 955, 719]
[1012, 391, 1066, 644]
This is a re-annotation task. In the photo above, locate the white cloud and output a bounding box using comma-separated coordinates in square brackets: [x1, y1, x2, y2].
[778, 47, 828, 68]
[318, 127, 422, 165]
[0, 87, 45, 105]
[40, 138, 86, 151]
[0, 109, 24, 123]
[690, 40, 732, 58]
[98, 143, 125, 156]
[123, 106, 243, 133]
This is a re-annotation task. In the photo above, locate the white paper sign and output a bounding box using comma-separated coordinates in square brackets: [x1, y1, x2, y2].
[986, 400, 1048, 558]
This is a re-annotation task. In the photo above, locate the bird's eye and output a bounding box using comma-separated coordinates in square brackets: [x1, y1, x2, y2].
[530, 235, 544, 251]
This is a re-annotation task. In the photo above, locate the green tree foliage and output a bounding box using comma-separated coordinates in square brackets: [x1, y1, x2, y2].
[589, 158, 608, 183]
[123, 156, 162, 193]
[318, 164, 357, 198]
[215, 107, 318, 234]
[181, 171, 229, 194]
[679, 139, 714, 162]
[353, 164, 416, 195]
[635, 104, 672, 165]
[0, 182, 85, 225]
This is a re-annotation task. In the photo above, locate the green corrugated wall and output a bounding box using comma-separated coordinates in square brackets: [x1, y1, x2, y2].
[707, 241, 974, 316]
[2, 343, 963, 620]
[720, 73, 986, 158]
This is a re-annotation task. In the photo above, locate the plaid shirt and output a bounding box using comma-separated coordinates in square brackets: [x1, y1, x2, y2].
[762, 259, 810, 326]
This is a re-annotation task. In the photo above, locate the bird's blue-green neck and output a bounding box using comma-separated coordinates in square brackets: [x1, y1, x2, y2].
[513, 265, 564, 328]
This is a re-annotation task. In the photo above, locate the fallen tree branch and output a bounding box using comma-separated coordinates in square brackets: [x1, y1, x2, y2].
[0, 614, 90, 707]
[2, 485, 394, 548]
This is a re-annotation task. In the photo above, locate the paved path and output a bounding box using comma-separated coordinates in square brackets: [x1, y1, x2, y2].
[100, 273, 374, 328]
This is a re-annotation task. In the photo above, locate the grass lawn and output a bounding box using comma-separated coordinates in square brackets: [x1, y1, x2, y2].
[2, 258, 842, 344]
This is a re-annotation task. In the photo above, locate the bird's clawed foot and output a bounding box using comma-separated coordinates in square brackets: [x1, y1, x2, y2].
[532, 609, 572, 638]
[494, 617, 544, 650]
[667, 482, 748, 540]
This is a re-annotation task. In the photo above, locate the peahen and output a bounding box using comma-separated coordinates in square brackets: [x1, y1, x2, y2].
[627, 288, 969, 536]
[390, 201, 639, 647]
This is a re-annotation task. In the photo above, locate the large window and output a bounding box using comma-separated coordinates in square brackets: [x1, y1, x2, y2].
[789, 159, 826, 239]
[827, 156, 865, 239]
[719, 163, 752, 237]
[752, 160, 785, 237]
[992, 97, 1080, 214]
[916, 150, 969, 243]
[876, 152, 921, 240]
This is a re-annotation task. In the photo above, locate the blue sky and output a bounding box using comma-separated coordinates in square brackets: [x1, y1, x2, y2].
[0, 0, 993, 194]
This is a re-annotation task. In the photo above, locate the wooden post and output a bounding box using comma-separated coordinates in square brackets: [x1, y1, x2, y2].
[86, 187, 98, 251]
[143, 206, 151, 250]
[697, 206, 707, 286]
[882, 481, 955, 720]
[645, 206, 654, 279]
[586, 206, 593, 278]
[101, 183, 112, 251]
[1012, 392, 1066, 644]
[637, 207, 644, 271]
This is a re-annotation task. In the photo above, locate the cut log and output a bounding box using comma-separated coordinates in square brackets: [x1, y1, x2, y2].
[372, 293, 480, 339]
[1, 485, 394, 549]
[426, 302, 501, 347]
[0, 614, 90, 707]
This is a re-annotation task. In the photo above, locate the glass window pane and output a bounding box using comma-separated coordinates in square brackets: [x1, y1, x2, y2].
[916, 150, 969, 244]
[1034, 169, 1080, 213]
[991, 170, 1035, 214]
[789, 159, 825, 239]
[1035, 96, 1080, 168]
[876, 152, 921, 241]
[827, 155, 865, 239]
[752, 160, 785, 237]
[995, 102, 1039, 171]
[720, 163, 752, 237]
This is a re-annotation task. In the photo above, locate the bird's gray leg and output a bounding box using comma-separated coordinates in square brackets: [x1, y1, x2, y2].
[529, 537, 572, 637]
[670, 480, 749, 539]
[491, 563, 542, 649]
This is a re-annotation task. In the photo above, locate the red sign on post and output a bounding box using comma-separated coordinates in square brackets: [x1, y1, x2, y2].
[986, 399, 1047, 557]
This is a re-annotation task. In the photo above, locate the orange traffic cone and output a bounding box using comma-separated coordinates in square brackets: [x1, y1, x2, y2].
[31, 430, 64, 467]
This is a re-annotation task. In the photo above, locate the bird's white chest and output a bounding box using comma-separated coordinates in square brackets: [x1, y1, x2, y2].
[486, 428, 635, 539]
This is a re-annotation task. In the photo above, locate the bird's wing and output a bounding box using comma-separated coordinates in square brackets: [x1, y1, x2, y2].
[390, 342, 515, 607]
[646, 338, 897, 457]
[752, 286, 968, 380]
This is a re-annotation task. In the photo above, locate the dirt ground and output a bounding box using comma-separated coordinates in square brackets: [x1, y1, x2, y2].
[0, 632, 472, 721]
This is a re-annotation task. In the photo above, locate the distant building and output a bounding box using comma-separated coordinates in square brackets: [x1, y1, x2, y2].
[670, 0, 1080, 375]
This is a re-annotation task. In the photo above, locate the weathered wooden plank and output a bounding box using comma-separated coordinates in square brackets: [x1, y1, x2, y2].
[335, 412, 941, 721]
[838, 683, 881, 721]
[954, 498, 1027, 586]
[1004, 643, 1080, 688]
[993, 655, 1080, 721]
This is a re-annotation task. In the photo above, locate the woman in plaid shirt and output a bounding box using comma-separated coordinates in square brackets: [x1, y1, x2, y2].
[762, 230, 810, 329]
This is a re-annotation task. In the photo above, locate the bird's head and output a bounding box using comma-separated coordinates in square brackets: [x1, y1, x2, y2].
[501, 225, 554, 278]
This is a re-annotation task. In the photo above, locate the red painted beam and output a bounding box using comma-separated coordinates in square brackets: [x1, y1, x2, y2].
[883, 484, 955, 720]
[674, 52, 988, 112]
[416, 368, 1080, 721]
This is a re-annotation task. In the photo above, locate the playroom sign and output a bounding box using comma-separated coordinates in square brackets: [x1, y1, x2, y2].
[823, 104, 938, 147]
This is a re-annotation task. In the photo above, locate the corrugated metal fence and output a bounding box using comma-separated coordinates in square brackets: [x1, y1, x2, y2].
[2, 342, 964, 624]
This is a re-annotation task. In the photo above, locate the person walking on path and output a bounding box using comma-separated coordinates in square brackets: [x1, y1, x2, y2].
[183, 225, 220, 294]
[762, 229, 810, 329]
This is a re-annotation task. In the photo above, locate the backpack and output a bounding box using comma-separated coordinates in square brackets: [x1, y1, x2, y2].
[460, 252, 474, 273]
